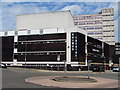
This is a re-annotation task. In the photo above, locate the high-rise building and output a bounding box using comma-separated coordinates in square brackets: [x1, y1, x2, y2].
[73, 8, 115, 45]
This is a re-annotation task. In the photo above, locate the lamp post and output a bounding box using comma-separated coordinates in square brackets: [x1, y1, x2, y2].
[87, 60, 92, 79]
[57, 54, 60, 71]
[64, 60, 67, 77]
[101, 56, 105, 72]
[109, 60, 113, 73]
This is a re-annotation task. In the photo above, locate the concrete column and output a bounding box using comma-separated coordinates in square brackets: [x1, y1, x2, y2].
[85, 32, 88, 66]
[66, 31, 71, 64]
[13, 36, 18, 66]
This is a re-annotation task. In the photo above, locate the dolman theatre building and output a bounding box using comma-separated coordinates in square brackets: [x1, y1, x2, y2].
[0, 10, 115, 68]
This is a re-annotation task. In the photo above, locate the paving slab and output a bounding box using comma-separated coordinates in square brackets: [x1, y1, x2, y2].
[25, 76, 119, 88]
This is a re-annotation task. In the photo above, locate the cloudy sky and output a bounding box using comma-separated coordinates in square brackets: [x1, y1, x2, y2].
[0, 2, 119, 41]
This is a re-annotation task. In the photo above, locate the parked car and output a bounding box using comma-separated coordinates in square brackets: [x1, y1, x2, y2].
[112, 67, 120, 72]
[91, 66, 105, 72]
[0, 63, 7, 68]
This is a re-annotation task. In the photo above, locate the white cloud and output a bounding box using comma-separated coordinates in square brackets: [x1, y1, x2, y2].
[60, 5, 84, 15]
[1, 2, 50, 30]
[0, 2, 2, 31]
[108, 3, 118, 19]
[59, 2, 119, 42]
[1, 0, 120, 2]
[1, 2, 119, 32]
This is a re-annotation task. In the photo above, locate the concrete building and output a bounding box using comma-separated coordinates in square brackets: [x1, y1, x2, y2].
[16, 11, 75, 30]
[0, 11, 113, 69]
[114, 42, 120, 64]
[73, 8, 115, 45]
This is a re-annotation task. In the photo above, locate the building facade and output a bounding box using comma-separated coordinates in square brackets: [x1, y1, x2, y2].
[73, 8, 115, 45]
[114, 42, 120, 64]
[0, 28, 110, 67]
[0, 10, 114, 68]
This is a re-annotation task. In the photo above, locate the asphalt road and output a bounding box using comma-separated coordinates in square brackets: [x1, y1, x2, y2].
[2, 67, 119, 88]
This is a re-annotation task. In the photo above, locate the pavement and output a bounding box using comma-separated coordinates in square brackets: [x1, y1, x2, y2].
[25, 76, 119, 88]
[8, 67, 116, 74]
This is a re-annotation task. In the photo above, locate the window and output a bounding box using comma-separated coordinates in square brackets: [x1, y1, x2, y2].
[78, 17, 85, 20]
[88, 32, 94, 35]
[74, 22, 77, 25]
[27, 30, 31, 34]
[81, 27, 86, 30]
[72, 36, 74, 39]
[103, 20, 113, 22]
[40, 29, 43, 34]
[103, 30, 114, 32]
[104, 35, 114, 37]
[75, 36, 77, 39]
[106, 41, 114, 43]
[78, 22, 85, 25]
[72, 48, 74, 51]
[72, 45, 74, 48]
[116, 48, 120, 50]
[95, 21, 102, 24]
[103, 15, 110, 16]
[103, 25, 114, 27]
[95, 16, 102, 19]
[116, 51, 120, 55]
[4, 32, 8, 36]
[75, 48, 77, 50]
[75, 51, 77, 54]
[87, 27, 94, 30]
[72, 42, 74, 44]
[95, 31, 102, 34]
[116, 44, 120, 47]
[75, 54, 77, 58]
[27, 42, 31, 44]
[95, 27, 102, 29]
[15, 31, 18, 35]
[73, 17, 78, 20]
[72, 33, 74, 36]
[75, 42, 77, 45]
[75, 40, 77, 42]
[74, 22, 78, 25]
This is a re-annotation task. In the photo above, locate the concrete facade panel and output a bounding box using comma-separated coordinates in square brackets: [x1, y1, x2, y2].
[8, 31, 15, 36]
[16, 11, 74, 30]
[18, 30, 27, 35]
[0, 32, 4, 36]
